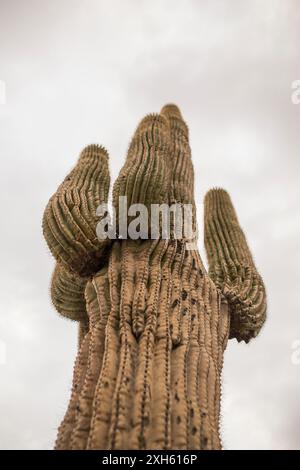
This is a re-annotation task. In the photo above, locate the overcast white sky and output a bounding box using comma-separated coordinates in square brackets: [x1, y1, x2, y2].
[0, 0, 299, 450]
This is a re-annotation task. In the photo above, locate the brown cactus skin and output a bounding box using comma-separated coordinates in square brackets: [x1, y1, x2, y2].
[78, 319, 89, 347]
[44, 104, 266, 450]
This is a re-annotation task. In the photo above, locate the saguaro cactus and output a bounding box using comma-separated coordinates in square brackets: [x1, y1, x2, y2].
[42, 104, 266, 450]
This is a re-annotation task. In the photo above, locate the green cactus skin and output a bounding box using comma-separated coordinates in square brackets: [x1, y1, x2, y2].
[51, 263, 88, 322]
[204, 189, 267, 343]
[43, 104, 267, 450]
[112, 113, 172, 239]
[42, 144, 111, 277]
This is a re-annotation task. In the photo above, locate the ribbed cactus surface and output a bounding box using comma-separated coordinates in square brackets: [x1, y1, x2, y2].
[43, 144, 111, 276]
[43, 104, 266, 449]
[204, 189, 266, 342]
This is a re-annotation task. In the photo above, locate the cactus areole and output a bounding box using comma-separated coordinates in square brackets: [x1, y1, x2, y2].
[42, 104, 267, 450]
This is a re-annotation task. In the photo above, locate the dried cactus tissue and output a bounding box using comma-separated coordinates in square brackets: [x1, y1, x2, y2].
[42, 104, 267, 450]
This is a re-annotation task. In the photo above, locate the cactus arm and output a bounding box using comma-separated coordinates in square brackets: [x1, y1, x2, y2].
[50, 263, 88, 322]
[160, 104, 197, 240]
[160, 104, 194, 206]
[204, 188, 267, 343]
[112, 113, 172, 222]
[43, 144, 111, 276]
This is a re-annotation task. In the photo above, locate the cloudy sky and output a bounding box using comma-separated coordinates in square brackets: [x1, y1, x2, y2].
[0, 0, 299, 449]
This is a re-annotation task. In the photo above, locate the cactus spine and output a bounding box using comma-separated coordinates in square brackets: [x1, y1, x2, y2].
[43, 104, 266, 449]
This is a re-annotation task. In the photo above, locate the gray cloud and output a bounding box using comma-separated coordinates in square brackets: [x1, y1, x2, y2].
[0, 0, 299, 449]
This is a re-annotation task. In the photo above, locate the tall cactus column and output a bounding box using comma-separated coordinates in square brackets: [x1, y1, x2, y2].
[42, 104, 267, 449]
